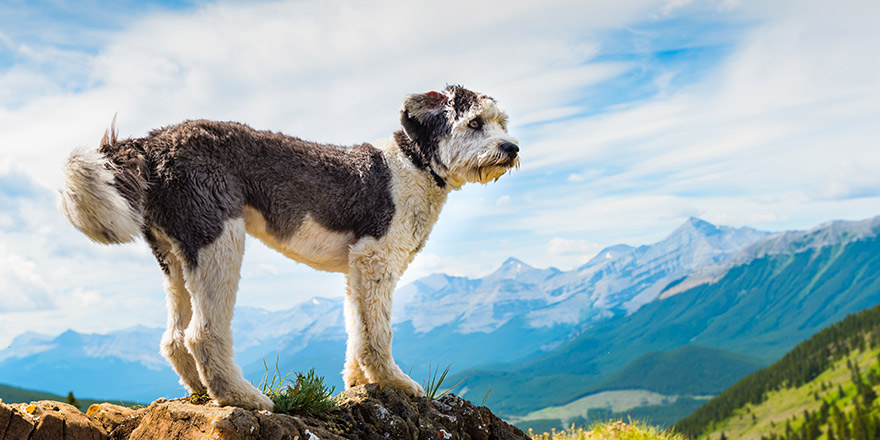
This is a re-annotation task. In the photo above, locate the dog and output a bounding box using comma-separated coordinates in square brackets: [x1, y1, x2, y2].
[59, 85, 519, 410]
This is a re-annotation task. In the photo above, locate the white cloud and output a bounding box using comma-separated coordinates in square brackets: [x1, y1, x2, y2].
[2, 0, 670, 190]
[0, 247, 53, 312]
[496, 195, 512, 206]
[820, 158, 880, 200]
[502, 0, 880, 244]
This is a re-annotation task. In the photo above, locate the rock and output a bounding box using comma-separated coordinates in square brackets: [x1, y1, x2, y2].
[87, 403, 145, 440]
[0, 400, 108, 440]
[337, 384, 527, 439]
[2, 385, 527, 440]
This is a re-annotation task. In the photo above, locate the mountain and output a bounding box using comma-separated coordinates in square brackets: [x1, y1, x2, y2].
[676, 303, 880, 440]
[0, 327, 179, 402]
[0, 216, 848, 410]
[451, 216, 880, 420]
[528, 218, 769, 324]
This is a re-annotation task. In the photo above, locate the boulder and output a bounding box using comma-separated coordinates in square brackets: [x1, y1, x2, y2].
[0, 400, 108, 440]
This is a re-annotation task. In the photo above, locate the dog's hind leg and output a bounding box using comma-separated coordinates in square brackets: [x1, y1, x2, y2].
[181, 217, 274, 411]
[148, 230, 206, 395]
[345, 239, 425, 396]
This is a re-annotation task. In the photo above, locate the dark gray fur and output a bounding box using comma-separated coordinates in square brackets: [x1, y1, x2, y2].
[99, 120, 395, 269]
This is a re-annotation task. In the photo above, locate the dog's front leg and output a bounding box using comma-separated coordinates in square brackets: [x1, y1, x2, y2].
[344, 240, 425, 396]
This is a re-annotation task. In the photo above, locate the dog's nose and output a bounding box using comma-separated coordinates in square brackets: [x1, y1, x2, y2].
[499, 142, 519, 156]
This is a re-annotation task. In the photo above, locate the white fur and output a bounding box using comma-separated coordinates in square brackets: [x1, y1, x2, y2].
[436, 98, 518, 188]
[243, 207, 354, 273]
[181, 218, 274, 410]
[59, 148, 143, 244]
[341, 140, 451, 394]
[156, 238, 206, 394]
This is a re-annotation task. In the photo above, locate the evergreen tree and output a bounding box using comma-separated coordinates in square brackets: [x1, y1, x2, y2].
[65, 391, 81, 409]
[832, 404, 849, 440]
[852, 404, 871, 440]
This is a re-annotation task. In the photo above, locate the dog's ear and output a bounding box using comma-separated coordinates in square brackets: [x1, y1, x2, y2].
[400, 91, 449, 143]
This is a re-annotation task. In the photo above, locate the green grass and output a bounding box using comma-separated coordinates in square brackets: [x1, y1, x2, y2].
[528, 420, 686, 440]
[424, 363, 466, 399]
[258, 359, 338, 416]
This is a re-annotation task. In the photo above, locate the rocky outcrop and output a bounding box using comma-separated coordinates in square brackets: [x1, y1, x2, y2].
[0, 385, 528, 440]
[0, 400, 108, 440]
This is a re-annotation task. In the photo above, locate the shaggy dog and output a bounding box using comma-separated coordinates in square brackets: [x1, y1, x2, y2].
[59, 85, 519, 410]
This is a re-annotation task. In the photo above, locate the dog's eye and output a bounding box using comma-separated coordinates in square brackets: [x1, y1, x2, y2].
[468, 119, 482, 129]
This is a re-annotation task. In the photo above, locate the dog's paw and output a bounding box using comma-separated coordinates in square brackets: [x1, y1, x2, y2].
[343, 363, 369, 389]
[213, 385, 275, 411]
[241, 391, 275, 412]
[386, 374, 425, 397]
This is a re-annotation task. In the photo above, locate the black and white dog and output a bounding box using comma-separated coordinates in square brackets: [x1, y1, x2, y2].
[59, 85, 519, 410]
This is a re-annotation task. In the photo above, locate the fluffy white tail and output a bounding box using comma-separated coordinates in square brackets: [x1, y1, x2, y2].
[59, 144, 144, 244]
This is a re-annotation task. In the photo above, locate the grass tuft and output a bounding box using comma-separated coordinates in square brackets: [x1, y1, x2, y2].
[258, 356, 291, 397]
[188, 392, 211, 405]
[481, 387, 493, 407]
[259, 357, 338, 416]
[423, 363, 467, 400]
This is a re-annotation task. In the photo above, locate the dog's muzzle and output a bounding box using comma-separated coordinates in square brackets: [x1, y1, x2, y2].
[498, 142, 520, 166]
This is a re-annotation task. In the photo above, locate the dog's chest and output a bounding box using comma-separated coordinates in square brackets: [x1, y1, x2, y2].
[243, 206, 354, 273]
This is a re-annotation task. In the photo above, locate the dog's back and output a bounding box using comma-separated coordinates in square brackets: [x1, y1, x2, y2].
[60, 119, 396, 268]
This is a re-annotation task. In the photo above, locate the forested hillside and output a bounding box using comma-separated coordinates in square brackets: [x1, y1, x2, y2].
[675, 304, 880, 439]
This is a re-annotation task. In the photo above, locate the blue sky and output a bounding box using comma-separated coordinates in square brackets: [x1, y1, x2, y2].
[1, 0, 879, 347]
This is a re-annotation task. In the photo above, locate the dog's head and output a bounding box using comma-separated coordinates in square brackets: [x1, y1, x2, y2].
[400, 85, 519, 188]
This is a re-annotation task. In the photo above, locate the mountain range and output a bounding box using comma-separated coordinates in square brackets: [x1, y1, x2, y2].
[1, 215, 878, 429]
[478, 215, 880, 430]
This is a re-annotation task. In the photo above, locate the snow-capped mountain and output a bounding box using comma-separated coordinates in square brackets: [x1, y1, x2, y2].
[232, 297, 344, 361]
[390, 218, 768, 335]
[661, 215, 880, 298]
[392, 258, 561, 334]
[530, 217, 771, 323]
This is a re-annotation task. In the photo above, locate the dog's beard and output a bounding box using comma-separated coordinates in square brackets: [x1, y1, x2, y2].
[477, 156, 519, 183]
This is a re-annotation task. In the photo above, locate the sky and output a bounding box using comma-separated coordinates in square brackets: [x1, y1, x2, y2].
[1, 0, 879, 348]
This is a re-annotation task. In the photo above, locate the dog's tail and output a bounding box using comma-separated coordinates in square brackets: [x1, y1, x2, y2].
[59, 119, 147, 244]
